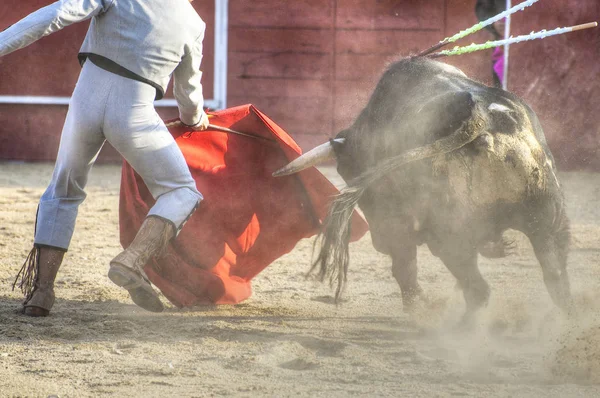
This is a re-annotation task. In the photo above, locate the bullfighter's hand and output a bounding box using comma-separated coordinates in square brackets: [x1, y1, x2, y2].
[189, 112, 210, 132]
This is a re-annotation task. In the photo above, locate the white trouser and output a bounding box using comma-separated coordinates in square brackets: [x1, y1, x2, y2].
[34, 61, 202, 250]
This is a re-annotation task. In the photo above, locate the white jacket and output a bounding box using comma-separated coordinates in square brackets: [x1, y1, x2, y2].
[0, 0, 206, 125]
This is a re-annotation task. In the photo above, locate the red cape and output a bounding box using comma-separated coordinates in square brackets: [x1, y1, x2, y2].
[119, 104, 368, 307]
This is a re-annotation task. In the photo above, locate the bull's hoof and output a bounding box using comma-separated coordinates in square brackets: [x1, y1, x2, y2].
[401, 288, 428, 314]
[23, 306, 50, 317]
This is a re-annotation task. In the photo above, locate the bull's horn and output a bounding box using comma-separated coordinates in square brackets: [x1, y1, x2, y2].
[272, 138, 345, 177]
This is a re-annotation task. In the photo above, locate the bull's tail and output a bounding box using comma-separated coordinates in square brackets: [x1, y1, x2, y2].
[312, 95, 487, 301]
[311, 185, 365, 302]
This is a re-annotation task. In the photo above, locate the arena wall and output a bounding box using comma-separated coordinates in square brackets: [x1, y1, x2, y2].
[0, 0, 598, 169]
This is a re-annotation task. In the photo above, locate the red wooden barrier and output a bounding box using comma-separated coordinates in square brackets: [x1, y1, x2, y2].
[1, 0, 598, 170]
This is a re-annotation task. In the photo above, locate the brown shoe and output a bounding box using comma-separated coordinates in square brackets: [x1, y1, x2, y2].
[13, 246, 65, 317]
[108, 216, 175, 313]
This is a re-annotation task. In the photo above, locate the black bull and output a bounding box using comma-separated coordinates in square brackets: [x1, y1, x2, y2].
[274, 56, 571, 317]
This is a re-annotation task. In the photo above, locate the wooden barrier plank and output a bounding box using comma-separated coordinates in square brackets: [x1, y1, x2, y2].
[0, 105, 67, 161]
[228, 77, 331, 99]
[336, 0, 445, 30]
[335, 53, 398, 81]
[336, 30, 443, 55]
[229, 27, 333, 53]
[229, 52, 332, 80]
[229, 0, 334, 29]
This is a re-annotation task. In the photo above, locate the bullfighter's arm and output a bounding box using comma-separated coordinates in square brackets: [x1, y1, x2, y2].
[172, 24, 207, 128]
[0, 0, 114, 57]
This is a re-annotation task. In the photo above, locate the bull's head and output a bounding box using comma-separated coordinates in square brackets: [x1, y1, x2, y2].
[272, 138, 346, 177]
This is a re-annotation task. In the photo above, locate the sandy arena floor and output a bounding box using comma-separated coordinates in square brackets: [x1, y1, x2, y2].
[1, 162, 600, 397]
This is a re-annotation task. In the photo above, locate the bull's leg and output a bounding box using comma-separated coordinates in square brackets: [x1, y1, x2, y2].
[528, 232, 571, 312]
[390, 244, 423, 312]
[439, 246, 490, 319]
[524, 199, 572, 312]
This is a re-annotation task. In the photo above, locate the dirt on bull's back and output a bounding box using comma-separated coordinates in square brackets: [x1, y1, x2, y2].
[1, 162, 600, 397]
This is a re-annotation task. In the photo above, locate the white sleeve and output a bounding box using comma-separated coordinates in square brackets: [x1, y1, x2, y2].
[0, 0, 114, 57]
[173, 26, 206, 126]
